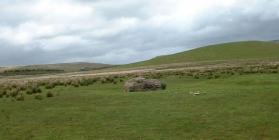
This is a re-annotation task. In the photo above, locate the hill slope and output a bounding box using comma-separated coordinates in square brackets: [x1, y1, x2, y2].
[19, 62, 112, 72]
[0, 63, 112, 76]
[126, 41, 279, 67]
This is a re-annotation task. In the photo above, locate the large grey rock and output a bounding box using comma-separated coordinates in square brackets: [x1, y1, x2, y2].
[124, 77, 166, 92]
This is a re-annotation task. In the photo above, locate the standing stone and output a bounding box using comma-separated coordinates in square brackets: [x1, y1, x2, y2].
[124, 77, 166, 92]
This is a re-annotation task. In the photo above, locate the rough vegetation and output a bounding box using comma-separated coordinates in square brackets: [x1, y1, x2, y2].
[0, 62, 279, 101]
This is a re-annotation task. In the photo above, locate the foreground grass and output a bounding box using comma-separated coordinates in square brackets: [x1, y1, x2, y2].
[0, 74, 279, 140]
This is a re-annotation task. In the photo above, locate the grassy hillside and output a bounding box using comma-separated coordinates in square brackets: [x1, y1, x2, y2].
[20, 62, 112, 72]
[11, 62, 112, 73]
[126, 41, 279, 67]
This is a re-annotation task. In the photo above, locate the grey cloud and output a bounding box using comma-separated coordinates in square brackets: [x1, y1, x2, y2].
[1, 0, 279, 66]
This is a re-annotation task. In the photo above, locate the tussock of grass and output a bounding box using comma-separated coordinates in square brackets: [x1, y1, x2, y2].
[34, 94, 43, 100]
[46, 91, 54, 98]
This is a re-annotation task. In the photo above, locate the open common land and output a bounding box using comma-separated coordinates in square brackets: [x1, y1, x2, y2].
[1, 41, 279, 139]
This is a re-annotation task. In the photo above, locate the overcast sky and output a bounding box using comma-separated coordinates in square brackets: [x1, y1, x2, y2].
[1, 0, 279, 66]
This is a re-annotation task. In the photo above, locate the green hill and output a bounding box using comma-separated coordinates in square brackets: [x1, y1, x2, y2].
[19, 62, 112, 72]
[126, 41, 279, 67]
[0, 62, 112, 76]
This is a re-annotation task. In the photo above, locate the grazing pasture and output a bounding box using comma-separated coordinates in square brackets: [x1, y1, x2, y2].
[0, 73, 279, 139]
[1, 41, 279, 139]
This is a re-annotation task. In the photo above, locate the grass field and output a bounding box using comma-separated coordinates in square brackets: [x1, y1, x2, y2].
[125, 41, 279, 68]
[1, 41, 279, 140]
[1, 73, 279, 140]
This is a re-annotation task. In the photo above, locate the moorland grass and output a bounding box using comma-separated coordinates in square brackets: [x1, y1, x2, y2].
[0, 73, 279, 139]
[125, 41, 279, 68]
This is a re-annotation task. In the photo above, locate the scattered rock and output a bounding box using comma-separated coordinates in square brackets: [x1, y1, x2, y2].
[124, 77, 166, 92]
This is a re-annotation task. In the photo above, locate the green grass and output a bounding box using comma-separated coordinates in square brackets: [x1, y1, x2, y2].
[1, 73, 279, 139]
[125, 41, 279, 67]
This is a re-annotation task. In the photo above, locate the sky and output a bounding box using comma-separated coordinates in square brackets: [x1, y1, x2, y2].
[1, 0, 279, 66]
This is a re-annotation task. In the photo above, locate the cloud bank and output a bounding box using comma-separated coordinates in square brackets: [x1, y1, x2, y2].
[1, 0, 279, 66]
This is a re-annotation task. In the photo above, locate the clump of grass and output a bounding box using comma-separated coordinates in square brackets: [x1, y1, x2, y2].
[34, 94, 43, 100]
[15, 94, 24, 101]
[214, 74, 221, 79]
[193, 74, 200, 79]
[161, 83, 167, 90]
[69, 80, 80, 87]
[46, 91, 54, 98]
[100, 78, 107, 84]
[8, 89, 20, 98]
[45, 83, 56, 89]
[79, 78, 98, 86]
[26, 85, 42, 95]
[0, 90, 7, 98]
